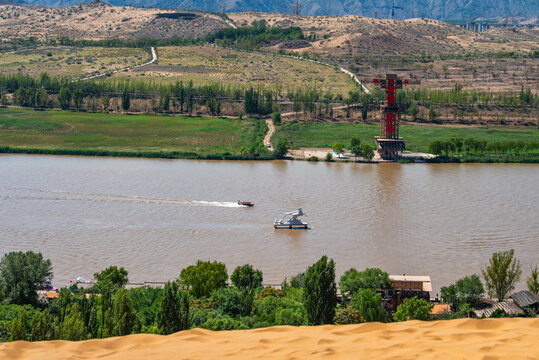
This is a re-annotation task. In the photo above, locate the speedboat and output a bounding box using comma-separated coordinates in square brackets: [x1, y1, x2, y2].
[238, 200, 255, 207]
[274, 208, 308, 229]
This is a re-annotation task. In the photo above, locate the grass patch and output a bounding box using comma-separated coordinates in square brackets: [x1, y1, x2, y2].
[0, 108, 265, 157]
[273, 121, 539, 153]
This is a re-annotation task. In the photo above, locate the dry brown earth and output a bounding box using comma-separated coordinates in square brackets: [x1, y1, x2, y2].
[229, 13, 538, 57]
[0, 2, 227, 40]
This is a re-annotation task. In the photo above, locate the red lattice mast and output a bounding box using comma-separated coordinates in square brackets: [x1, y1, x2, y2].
[365, 74, 419, 160]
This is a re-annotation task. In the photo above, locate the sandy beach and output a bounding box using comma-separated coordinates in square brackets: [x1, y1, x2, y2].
[1, 318, 537, 360]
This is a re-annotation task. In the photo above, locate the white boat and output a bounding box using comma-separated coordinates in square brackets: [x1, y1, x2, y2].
[274, 208, 308, 229]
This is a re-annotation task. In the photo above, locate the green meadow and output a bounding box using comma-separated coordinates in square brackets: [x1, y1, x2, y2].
[272, 121, 539, 153]
[0, 108, 256, 156]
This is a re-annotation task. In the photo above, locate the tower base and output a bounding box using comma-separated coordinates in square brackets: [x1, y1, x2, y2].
[375, 137, 405, 160]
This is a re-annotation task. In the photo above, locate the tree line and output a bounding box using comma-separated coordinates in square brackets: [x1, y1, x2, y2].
[0, 250, 536, 342]
[427, 137, 539, 157]
[6, 20, 305, 52]
[398, 83, 538, 109]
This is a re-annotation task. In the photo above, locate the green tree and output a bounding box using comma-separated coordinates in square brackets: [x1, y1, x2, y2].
[332, 142, 344, 155]
[350, 137, 361, 148]
[350, 145, 362, 160]
[274, 138, 289, 159]
[339, 268, 390, 297]
[73, 88, 83, 110]
[254, 296, 306, 326]
[113, 288, 135, 336]
[526, 266, 538, 295]
[407, 101, 419, 120]
[428, 104, 438, 121]
[231, 264, 263, 293]
[428, 140, 443, 156]
[361, 104, 368, 121]
[9, 309, 28, 341]
[211, 287, 253, 317]
[482, 249, 522, 301]
[57, 87, 71, 110]
[101, 290, 114, 338]
[393, 296, 433, 321]
[0, 251, 52, 305]
[31, 310, 51, 341]
[60, 304, 86, 341]
[179, 260, 228, 298]
[303, 256, 337, 325]
[350, 289, 387, 322]
[121, 88, 130, 112]
[157, 281, 189, 335]
[360, 144, 374, 161]
[451, 137, 464, 154]
[325, 152, 333, 162]
[272, 111, 281, 125]
[440, 274, 484, 310]
[93, 266, 128, 293]
[101, 95, 110, 111]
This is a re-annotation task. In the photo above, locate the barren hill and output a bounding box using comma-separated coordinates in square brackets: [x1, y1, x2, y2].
[229, 13, 539, 56]
[0, 1, 228, 40]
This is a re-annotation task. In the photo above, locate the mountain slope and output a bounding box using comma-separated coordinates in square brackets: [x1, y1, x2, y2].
[19, 0, 538, 21]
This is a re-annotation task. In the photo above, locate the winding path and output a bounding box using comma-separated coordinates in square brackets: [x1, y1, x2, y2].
[76, 47, 157, 82]
[263, 119, 275, 151]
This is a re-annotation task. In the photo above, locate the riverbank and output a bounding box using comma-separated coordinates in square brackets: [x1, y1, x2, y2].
[0, 108, 270, 159]
[1, 108, 538, 163]
[1, 318, 537, 360]
[271, 121, 539, 154]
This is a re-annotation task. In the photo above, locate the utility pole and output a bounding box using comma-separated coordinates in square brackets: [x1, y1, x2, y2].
[290, 1, 300, 15]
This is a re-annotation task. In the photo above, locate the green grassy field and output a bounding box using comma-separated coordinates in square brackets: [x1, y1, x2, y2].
[273, 121, 539, 152]
[0, 108, 255, 156]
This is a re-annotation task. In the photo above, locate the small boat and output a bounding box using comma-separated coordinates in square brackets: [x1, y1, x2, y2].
[238, 200, 255, 207]
[274, 208, 308, 229]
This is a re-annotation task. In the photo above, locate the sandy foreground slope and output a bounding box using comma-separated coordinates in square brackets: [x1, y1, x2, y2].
[1, 318, 538, 360]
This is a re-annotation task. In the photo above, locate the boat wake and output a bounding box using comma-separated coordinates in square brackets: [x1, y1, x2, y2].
[1, 187, 242, 208]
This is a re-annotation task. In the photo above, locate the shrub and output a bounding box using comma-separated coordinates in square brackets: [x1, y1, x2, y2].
[334, 307, 364, 324]
[351, 289, 387, 323]
[393, 296, 433, 322]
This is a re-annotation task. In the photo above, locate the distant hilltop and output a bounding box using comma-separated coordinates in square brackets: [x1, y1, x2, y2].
[16, 0, 539, 22]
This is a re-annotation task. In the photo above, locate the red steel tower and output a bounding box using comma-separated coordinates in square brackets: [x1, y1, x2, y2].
[370, 74, 418, 160]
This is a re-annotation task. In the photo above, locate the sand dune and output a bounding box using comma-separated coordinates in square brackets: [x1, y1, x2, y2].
[1, 318, 538, 359]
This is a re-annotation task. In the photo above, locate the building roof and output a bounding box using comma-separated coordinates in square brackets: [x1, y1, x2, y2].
[473, 299, 522, 318]
[47, 291, 59, 299]
[430, 304, 451, 315]
[389, 275, 433, 292]
[510, 290, 539, 308]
